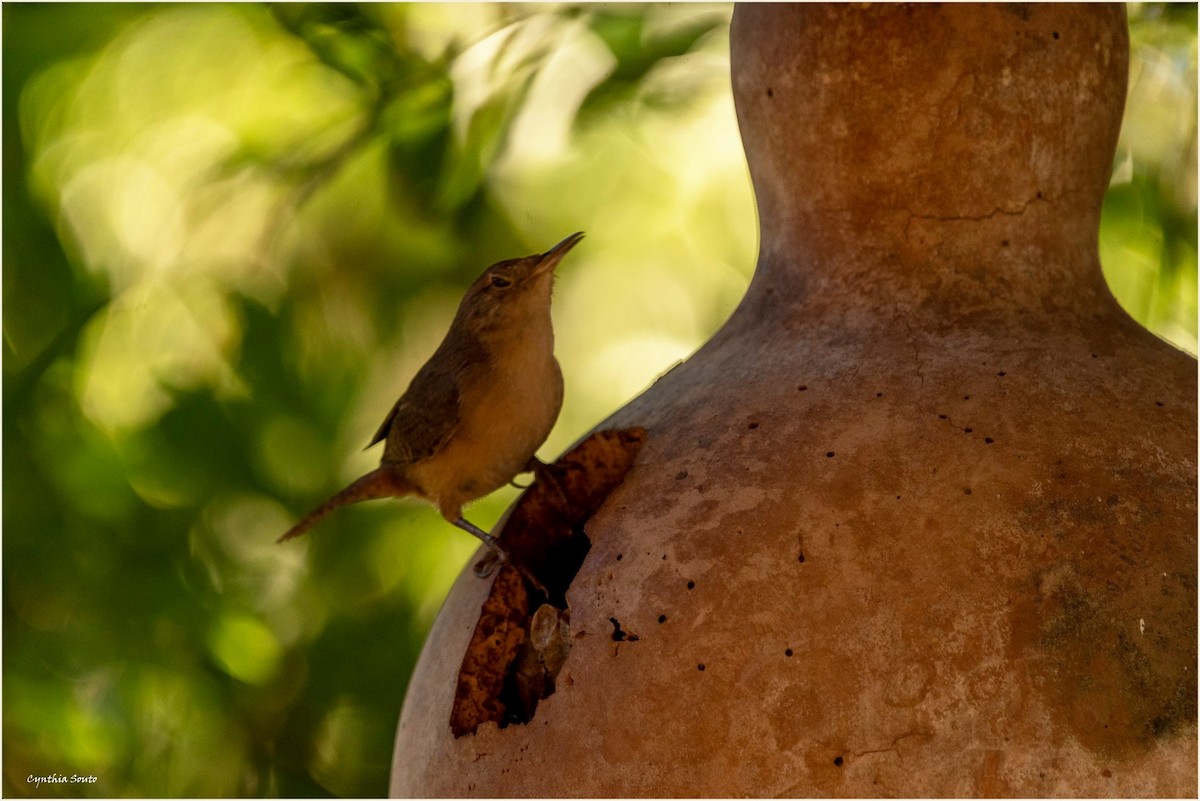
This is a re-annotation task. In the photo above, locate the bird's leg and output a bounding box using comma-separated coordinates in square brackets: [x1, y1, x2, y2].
[453, 516, 507, 556]
[455, 517, 534, 581]
[457, 516, 550, 596]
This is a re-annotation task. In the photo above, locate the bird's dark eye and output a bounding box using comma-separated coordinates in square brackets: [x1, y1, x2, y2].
[490, 276, 511, 288]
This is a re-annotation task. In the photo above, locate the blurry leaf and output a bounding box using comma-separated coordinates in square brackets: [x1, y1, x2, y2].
[576, 7, 726, 120]
[436, 92, 516, 212]
[208, 613, 283, 685]
[269, 4, 403, 94]
[384, 77, 454, 143]
[383, 77, 454, 209]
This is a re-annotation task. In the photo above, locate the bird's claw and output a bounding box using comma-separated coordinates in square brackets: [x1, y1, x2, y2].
[473, 545, 508, 578]
[472, 545, 550, 598]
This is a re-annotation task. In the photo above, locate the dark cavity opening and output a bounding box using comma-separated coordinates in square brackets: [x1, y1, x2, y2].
[449, 428, 647, 738]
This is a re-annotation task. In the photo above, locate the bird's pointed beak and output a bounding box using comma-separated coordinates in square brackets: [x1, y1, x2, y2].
[533, 231, 585, 276]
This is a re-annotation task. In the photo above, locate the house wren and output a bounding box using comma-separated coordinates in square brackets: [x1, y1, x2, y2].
[277, 232, 584, 567]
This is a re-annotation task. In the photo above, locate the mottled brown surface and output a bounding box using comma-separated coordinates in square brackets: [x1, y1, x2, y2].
[449, 566, 529, 738]
[392, 4, 1197, 796]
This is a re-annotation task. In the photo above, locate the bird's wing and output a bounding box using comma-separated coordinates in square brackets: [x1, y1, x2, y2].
[380, 394, 458, 467]
[368, 381, 460, 468]
[367, 402, 400, 450]
[368, 333, 482, 467]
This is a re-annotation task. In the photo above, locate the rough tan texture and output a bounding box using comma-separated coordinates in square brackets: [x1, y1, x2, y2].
[391, 4, 1197, 796]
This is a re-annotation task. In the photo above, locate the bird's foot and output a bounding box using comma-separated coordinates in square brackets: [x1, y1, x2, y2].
[472, 547, 507, 579]
[455, 516, 510, 579]
[458, 516, 550, 596]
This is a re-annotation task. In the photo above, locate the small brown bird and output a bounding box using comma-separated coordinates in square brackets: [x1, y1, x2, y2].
[278, 233, 584, 564]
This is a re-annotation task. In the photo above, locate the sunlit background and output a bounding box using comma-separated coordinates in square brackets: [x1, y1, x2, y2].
[3, 3, 1195, 797]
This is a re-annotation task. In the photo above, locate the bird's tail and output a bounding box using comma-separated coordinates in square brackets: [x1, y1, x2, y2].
[277, 468, 416, 543]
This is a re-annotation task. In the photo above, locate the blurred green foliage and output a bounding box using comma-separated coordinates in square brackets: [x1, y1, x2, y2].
[2, 3, 1194, 798]
[1101, 3, 1198, 351]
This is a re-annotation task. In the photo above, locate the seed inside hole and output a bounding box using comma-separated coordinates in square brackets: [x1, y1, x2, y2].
[833, 756, 844, 767]
[686, 580, 695, 590]
[697, 663, 706, 672]
[785, 648, 793, 657]
[658, 614, 667, 623]
[826, 451, 835, 458]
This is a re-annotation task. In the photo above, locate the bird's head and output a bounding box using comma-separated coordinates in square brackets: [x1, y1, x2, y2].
[459, 232, 584, 331]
